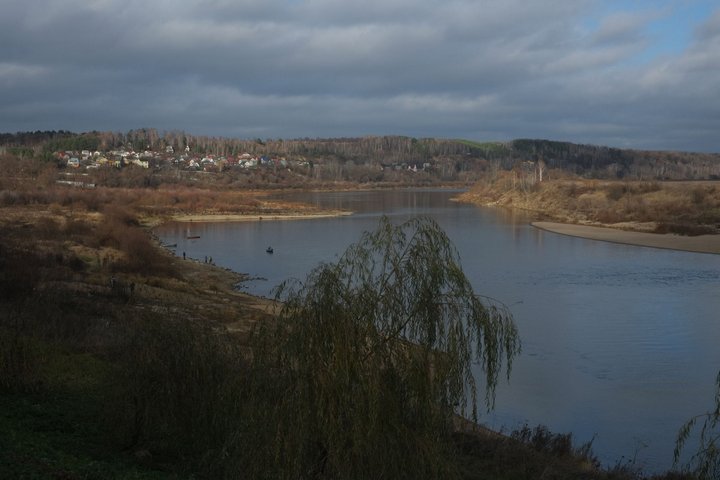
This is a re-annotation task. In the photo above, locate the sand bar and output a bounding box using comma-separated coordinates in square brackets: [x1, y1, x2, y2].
[172, 211, 352, 222]
[532, 221, 720, 255]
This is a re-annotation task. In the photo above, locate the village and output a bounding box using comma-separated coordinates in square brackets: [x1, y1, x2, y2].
[56, 144, 305, 173]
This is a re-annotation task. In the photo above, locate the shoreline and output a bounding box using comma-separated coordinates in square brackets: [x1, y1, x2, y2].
[532, 221, 720, 255]
[170, 211, 352, 223]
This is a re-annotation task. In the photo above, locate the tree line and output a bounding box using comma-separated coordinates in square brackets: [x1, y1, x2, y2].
[2, 130, 719, 180]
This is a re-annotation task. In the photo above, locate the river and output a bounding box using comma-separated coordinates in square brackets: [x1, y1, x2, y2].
[155, 188, 720, 472]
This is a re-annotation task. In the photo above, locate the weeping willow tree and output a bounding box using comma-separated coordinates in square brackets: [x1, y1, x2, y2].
[243, 216, 520, 479]
[675, 371, 720, 480]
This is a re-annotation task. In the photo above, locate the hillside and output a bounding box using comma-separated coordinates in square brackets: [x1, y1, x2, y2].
[2, 131, 720, 185]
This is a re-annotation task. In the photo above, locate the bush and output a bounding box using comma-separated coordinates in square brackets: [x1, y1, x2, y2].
[94, 207, 173, 276]
[606, 183, 627, 201]
[116, 227, 163, 274]
[0, 326, 43, 393]
[102, 204, 139, 227]
[0, 242, 42, 302]
[692, 187, 708, 205]
[654, 223, 716, 236]
[511, 424, 575, 458]
[62, 216, 93, 238]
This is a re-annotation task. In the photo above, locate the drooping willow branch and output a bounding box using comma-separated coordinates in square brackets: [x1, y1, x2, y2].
[250, 216, 521, 479]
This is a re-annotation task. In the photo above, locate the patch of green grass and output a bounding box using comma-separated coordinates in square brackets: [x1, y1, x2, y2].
[0, 392, 184, 479]
[0, 343, 187, 480]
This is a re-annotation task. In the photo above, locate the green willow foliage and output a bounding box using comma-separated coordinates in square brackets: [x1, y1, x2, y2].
[246, 216, 520, 479]
[675, 371, 720, 479]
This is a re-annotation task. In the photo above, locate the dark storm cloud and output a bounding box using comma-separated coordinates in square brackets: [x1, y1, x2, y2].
[0, 0, 718, 152]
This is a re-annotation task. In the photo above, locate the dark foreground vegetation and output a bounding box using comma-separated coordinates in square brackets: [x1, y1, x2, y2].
[2, 131, 719, 478]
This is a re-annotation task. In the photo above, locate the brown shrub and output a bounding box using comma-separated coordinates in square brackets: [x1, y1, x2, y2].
[605, 183, 626, 201]
[103, 204, 139, 227]
[36, 216, 61, 238]
[562, 181, 598, 199]
[64, 216, 93, 237]
[117, 228, 165, 275]
[0, 190, 27, 205]
[692, 186, 709, 205]
[632, 181, 662, 194]
[0, 327, 43, 393]
[95, 213, 173, 276]
[0, 241, 44, 302]
[595, 209, 624, 224]
[654, 223, 717, 236]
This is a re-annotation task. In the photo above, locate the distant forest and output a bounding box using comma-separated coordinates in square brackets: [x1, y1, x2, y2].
[2, 129, 719, 181]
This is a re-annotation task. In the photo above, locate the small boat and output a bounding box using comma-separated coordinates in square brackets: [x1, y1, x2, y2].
[187, 235, 200, 239]
[162, 243, 177, 248]
[266, 246, 274, 254]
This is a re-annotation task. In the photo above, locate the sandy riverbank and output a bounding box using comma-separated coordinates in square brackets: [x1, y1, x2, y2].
[171, 211, 353, 222]
[532, 221, 720, 255]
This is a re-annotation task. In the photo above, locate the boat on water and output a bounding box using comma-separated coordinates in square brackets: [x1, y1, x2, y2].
[266, 246, 274, 254]
[185, 227, 200, 240]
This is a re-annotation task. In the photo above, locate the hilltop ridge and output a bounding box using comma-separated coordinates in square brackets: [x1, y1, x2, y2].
[2, 131, 719, 184]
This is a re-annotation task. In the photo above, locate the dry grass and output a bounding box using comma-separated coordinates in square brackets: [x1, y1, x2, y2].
[461, 173, 720, 235]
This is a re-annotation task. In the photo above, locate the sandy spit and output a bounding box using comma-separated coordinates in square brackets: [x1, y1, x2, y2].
[171, 211, 353, 222]
[532, 222, 720, 255]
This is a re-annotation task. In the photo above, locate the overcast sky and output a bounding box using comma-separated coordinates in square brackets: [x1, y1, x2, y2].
[1, 0, 719, 152]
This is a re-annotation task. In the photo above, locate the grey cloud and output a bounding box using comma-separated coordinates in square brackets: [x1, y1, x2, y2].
[590, 11, 657, 45]
[696, 9, 720, 41]
[0, 0, 718, 152]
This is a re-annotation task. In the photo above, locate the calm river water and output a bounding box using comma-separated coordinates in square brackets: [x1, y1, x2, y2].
[155, 189, 720, 472]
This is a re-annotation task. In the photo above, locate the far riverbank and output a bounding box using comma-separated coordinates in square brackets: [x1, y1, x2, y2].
[171, 211, 352, 222]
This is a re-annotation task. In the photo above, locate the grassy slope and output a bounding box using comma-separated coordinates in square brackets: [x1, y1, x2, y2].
[0, 191, 275, 478]
[1, 365, 177, 479]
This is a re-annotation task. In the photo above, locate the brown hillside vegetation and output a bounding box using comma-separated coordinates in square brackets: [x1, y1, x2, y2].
[459, 171, 720, 236]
